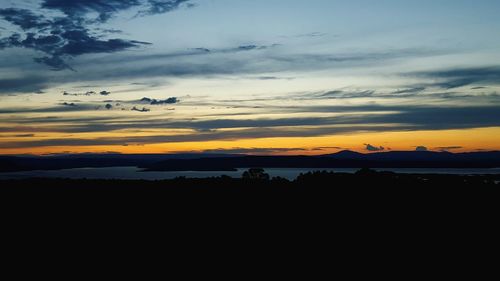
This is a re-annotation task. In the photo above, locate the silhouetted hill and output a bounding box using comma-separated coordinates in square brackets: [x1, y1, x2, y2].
[326, 150, 365, 160]
[146, 151, 500, 171]
[0, 153, 240, 172]
[323, 150, 500, 166]
[1, 151, 499, 172]
[322, 150, 457, 160]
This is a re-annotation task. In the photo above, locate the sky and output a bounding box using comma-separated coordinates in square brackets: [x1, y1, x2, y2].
[0, 0, 500, 155]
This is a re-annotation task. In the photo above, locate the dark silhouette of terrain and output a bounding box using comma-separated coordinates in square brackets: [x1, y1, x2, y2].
[0, 153, 240, 172]
[1, 150, 499, 172]
[1, 168, 498, 191]
[2, 169, 497, 228]
[145, 151, 500, 171]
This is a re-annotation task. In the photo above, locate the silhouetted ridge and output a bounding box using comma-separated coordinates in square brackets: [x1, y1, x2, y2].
[1, 151, 499, 172]
[145, 151, 500, 171]
[323, 150, 365, 159]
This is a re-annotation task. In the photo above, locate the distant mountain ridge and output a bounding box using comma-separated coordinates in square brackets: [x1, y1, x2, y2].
[323, 150, 500, 161]
[145, 150, 500, 171]
[0, 153, 241, 172]
[324, 150, 365, 159]
[0, 151, 499, 172]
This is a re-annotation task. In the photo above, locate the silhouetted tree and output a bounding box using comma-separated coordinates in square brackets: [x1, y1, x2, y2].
[355, 168, 378, 176]
[242, 168, 270, 181]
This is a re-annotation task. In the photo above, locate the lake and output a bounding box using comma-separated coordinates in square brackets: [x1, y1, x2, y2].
[0, 167, 499, 181]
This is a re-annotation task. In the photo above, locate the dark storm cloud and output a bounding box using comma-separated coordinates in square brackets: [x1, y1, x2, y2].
[0, 1, 193, 70]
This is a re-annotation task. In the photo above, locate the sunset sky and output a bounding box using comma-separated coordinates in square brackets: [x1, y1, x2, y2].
[1, 0, 500, 155]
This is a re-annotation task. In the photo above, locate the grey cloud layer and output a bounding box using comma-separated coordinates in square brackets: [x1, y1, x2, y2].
[0, 76, 49, 94]
[409, 67, 500, 89]
[0, 46, 447, 94]
[2, 105, 500, 148]
[365, 144, 385, 152]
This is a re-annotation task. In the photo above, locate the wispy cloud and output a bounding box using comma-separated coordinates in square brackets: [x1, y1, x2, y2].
[409, 67, 500, 89]
[365, 144, 385, 152]
[0, 75, 49, 94]
[191, 147, 309, 155]
[2, 105, 500, 148]
[435, 146, 463, 152]
[415, 146, 428, 152]
[139, 97, 178, 105]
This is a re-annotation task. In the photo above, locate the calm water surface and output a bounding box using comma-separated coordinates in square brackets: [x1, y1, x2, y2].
[0, 167, 499, 181]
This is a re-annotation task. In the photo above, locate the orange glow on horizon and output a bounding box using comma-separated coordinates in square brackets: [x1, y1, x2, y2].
[1, 127, 499, 155]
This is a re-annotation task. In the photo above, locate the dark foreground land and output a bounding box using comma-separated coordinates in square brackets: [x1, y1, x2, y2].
[2, 169, 498, 241]
[2, 169, 499, 225]
[1, 171, 497, 275]
[2, 169, 499, 192]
